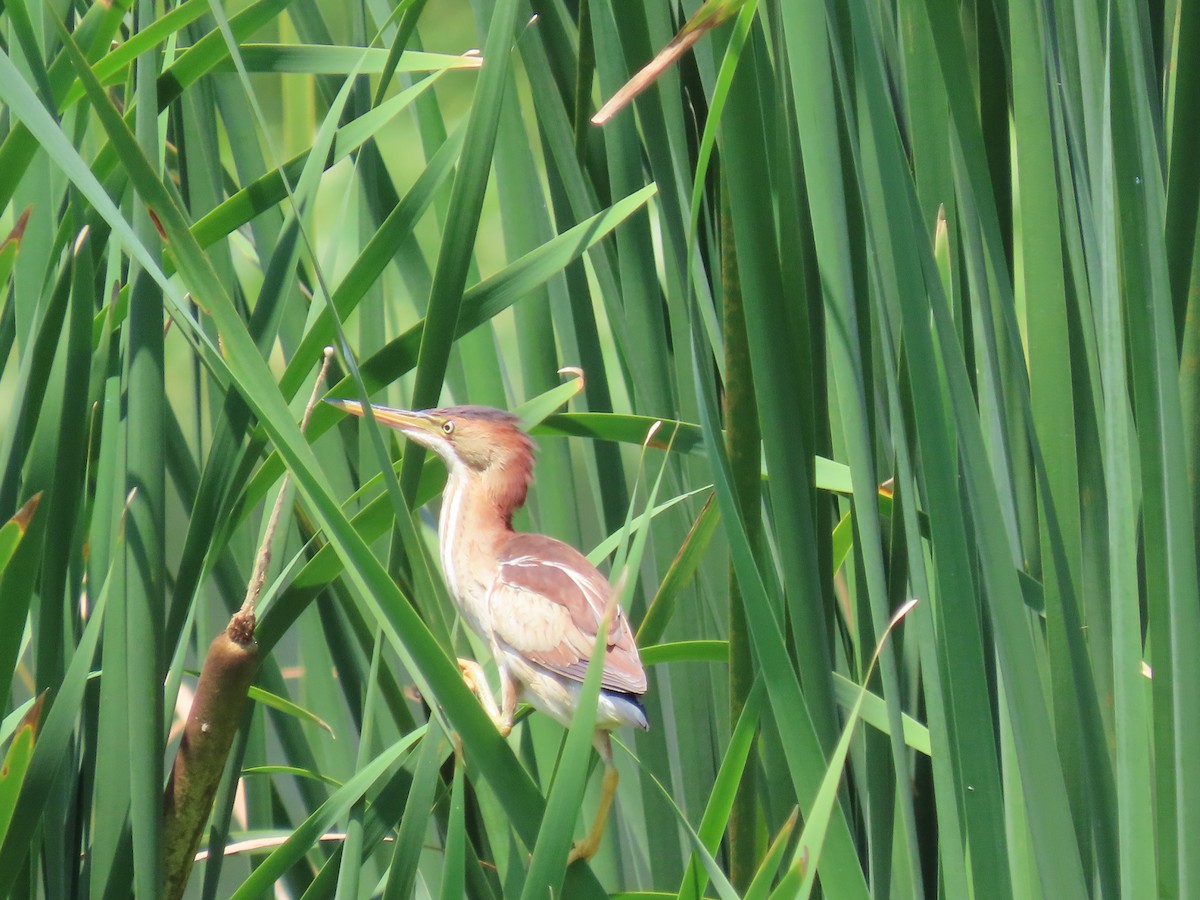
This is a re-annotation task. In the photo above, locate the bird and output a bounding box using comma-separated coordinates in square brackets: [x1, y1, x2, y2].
[328, 400, 649, 863]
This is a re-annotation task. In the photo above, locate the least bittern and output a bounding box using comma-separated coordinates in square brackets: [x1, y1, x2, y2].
[330, 401, 648, 863]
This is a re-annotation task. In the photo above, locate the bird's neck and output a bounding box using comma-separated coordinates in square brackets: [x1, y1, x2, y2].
[441, 468, 522, 532]
[438, 469, 517, 601]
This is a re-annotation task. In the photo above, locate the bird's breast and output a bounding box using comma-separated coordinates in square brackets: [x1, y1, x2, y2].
[440, 539, 495, 640]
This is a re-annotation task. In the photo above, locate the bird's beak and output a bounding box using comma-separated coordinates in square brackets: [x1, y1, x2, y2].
[326, 399, 435, 440]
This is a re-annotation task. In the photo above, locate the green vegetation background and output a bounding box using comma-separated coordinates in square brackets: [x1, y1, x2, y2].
[0, 0, 1197, 897]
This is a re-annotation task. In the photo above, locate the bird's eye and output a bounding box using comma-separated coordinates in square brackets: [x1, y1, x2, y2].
[441, 421, 455, 435]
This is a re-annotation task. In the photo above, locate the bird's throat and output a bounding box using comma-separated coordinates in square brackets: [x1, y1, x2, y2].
[438, 471, 513, 636]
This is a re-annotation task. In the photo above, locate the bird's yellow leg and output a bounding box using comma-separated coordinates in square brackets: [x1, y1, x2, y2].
[568, 734, 619, 864]
[568, 764, 619, 864]
[457, 658, 509, 735]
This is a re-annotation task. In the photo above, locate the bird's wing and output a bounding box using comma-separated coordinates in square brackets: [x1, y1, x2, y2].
[488, 533, 647, 695]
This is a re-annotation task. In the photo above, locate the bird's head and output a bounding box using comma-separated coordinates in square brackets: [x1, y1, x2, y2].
[328, 401, 536, 511]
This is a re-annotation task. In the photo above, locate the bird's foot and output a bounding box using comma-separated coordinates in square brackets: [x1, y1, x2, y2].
[566, 835, 600, 865]
[457, 658, 486, 694]
[457, 658, 512, 736]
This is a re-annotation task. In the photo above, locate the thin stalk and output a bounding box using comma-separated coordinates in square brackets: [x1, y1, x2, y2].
[720, 177, 759, 890]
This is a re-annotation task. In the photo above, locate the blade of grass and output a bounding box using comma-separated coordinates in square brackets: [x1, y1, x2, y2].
[741, 807, 799, 900]
[771, 599, 918, 899]
[0, 551, 111, 893]
[0, 696, 43, 853]
[381, 723, 449, 900]
[227, 726, 426, 899]
[439, 753, 467, 900]
[677, 677, 763, 900]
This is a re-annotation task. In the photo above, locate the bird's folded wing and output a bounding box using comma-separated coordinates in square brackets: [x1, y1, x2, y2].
[490, 533, 646, 695]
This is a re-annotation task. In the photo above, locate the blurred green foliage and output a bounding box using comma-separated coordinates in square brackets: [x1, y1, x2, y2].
[0, 0, 1197, 897]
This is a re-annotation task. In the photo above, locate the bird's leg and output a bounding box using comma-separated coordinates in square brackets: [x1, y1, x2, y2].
[568, 733, 619, 864]
[453, 657, 501, 729]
